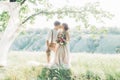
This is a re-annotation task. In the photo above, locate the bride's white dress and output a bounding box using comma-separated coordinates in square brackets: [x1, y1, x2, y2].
[50, 32, 70, 68]
[55, 44, 70, 66]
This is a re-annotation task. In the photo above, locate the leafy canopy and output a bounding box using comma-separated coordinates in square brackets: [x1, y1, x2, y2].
[0, 0, 113, 32]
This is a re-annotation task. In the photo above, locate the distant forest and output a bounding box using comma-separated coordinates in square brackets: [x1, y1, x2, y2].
[10, 27, 120, 54]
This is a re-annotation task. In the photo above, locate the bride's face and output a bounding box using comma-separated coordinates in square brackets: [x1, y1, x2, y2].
[60, 25, 64, 31]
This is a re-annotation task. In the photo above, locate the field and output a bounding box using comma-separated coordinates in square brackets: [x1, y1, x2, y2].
[0, 51, 120, 80]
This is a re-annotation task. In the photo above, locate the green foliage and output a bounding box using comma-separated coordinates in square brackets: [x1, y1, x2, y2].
[98, 27, 108, 34]
[19, 4, 30, 21]
[18, 1, 113, 29]
[28, 0, 36, 4]
[0, 11, 10, 32]
[87, 38, 100, 53]
[108, 27, 120, 34]
[37, 67, 72, 80]
[16, 0, 23, 2]
[19, 0, 53, 24]
[115, 46, 120, 53]
[0, 0, 114, 33]
[90, 25, 98, 34]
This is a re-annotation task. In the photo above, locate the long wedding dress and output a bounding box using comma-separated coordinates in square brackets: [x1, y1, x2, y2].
[51, 31, 70, 68]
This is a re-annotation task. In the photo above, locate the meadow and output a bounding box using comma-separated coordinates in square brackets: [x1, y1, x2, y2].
[0, 51, 120, 80]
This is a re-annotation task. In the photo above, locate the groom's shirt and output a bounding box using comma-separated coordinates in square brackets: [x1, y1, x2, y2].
[47, 29, 59, 43]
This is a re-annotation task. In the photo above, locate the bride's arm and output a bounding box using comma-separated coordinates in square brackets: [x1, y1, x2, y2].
[66, 31, 70, 42]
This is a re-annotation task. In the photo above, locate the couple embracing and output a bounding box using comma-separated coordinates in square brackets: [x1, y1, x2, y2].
[46, 21, 70, 68]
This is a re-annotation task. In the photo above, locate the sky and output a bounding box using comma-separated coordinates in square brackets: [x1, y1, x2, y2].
[26, 0, 120, 29]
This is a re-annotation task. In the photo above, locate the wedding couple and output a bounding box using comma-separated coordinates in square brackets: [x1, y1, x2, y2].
[46, 21, 70, 68]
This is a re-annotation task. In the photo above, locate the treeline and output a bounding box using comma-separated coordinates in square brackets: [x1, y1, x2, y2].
[75, 27, 120, 34]
[10, 27, 120, 53]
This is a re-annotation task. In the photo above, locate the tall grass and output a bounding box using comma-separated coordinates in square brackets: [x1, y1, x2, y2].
[0, 52, 120, 80]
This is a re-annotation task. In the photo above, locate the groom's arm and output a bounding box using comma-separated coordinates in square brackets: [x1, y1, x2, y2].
[46, 30, 51, 48]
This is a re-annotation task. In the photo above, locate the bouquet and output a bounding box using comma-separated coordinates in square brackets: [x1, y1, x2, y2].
[56, 33, 67, 46]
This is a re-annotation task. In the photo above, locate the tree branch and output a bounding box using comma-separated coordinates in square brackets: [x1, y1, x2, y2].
[21, 11, 44, 24]
[21, 10, 82, 25]
[20, 0, 27, 5]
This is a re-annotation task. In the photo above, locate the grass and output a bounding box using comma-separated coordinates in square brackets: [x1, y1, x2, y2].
[0, 51, 120, 80]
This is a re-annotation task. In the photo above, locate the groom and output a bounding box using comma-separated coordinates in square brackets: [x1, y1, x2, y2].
[46, 21, 61, 63]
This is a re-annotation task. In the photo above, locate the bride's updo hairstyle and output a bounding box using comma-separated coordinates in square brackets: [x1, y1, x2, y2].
[62, 23, 69, 31]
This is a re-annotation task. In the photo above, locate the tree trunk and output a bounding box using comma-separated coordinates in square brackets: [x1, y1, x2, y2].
[0, 2, 20, 66]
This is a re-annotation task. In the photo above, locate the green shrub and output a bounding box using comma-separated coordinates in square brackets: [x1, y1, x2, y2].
[37, 67, 72, 80]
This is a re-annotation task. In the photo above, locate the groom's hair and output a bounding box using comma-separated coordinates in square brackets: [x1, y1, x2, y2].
[54, 21, 60, 26]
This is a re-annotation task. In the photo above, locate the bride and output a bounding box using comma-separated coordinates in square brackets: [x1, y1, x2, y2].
[51, 23, 70, 68]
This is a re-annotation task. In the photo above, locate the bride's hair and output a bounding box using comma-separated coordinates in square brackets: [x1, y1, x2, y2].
[62, 23, 69, 31]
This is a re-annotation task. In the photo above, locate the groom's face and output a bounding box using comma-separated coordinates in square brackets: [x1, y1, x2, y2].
[59, 25, 62, 29]
[56, 25, 61, 29]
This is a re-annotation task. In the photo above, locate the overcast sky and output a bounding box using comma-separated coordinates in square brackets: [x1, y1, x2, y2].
[26, 0, 120, 29]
